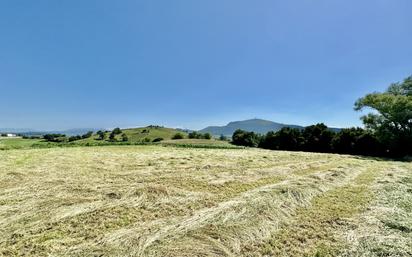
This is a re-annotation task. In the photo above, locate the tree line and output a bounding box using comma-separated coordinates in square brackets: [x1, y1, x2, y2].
[232, 125, 385, 156]
[232, 76, 412, 158]
[43, 128, 129, 143]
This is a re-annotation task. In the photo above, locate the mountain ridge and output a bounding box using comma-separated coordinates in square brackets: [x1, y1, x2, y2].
[199, 119, 340, 136]
[0, 128, 102, 136]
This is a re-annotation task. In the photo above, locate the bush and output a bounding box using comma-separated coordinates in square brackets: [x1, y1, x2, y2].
[142, 137, 151, 143]
[188, 131, 200, 139]
[109, 132, 116, 142]
[121, 133, 128, 142]
[172, 133, 185, 140]
[112, 128, 122, 135]
[203, 133, 212, 140]
[152, 137, 164, 142]
[219, 134, 228, 141]
[81, 131, 93, 139]
[188, 131, 212, 140]
[96, 130, 106, 140]
[43, 134, 66, 142]
[68, 135, 82, 142]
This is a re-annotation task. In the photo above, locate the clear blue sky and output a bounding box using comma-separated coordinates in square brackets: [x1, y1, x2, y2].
[1, 0, 411, 130]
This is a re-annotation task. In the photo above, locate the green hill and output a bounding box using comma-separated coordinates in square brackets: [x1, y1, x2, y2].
[122, 126, 187, 142]
[79, 126, 187, 144]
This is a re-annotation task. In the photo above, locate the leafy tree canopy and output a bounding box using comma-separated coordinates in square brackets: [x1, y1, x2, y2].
[355, 76, 412, 156]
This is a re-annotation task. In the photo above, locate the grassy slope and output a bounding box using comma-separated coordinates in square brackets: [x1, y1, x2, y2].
[0, 138, 42, 150]
[0, 146, 411, 256]
[120, 127, 187, 142]
[74, 127, 187, 144]
[0, 127, 190, 149]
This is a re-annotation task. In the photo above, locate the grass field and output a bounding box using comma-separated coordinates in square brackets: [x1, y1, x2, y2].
[0, 133, 234, 151]
[0, 138, 42, 150]
[161, 139, 240, 149]
[0, 146, 411, 256]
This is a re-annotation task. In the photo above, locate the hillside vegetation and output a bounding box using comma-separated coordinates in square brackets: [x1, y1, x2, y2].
[80, 126, 188, 143]
[0, 138, 42, 150]
[0, 127, 192, 150]
[0, 146, 410, 256]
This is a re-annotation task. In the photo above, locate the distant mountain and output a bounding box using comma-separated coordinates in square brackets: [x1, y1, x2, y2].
[199, 119, 341, 136]
[199, 119, 304, 136]
[57, 128, 102, 136]
[0, 128, 101, 136]
[0, 128, 35, 133]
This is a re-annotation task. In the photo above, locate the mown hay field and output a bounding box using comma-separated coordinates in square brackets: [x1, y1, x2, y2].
[0, 146, 411, 256]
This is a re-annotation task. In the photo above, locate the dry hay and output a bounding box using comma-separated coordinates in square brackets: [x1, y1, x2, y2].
[0, 146, 410, 256]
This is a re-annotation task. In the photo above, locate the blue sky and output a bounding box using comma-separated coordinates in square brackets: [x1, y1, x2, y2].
[1, 0, 411, 130]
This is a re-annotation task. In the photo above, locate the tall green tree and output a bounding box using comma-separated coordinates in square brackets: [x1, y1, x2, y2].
[331, 128, 383, 156]
[109, 132, 116, 141]
[355, 76, 412, 156]
[112, 128, 122, 135]
[96, 130, 106, 140]
[260, 128, 303, 151]
[232, 129, 261, 147]
[302, 123, 334, 153]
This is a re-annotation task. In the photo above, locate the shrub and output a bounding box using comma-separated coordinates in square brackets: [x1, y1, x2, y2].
[172, 133, 185, 140]
[43, 134, 66, 142]
[121, 133, 128, 142]
[112, 128, 122, 135]
[109, 132, 116, 142]
[203, 133, 212, 140]
[81, 131, 93, 139]
[219, 134, 228, 141]
[68, 135, 82, 142]
[152, 137, 164, 142]
[189, 131, 212, 140]
[96, 130, 106, 140]
[188, 131, 200, 139]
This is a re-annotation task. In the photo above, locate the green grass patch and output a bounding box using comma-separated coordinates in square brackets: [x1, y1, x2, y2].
[255, 167, 376, 257]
